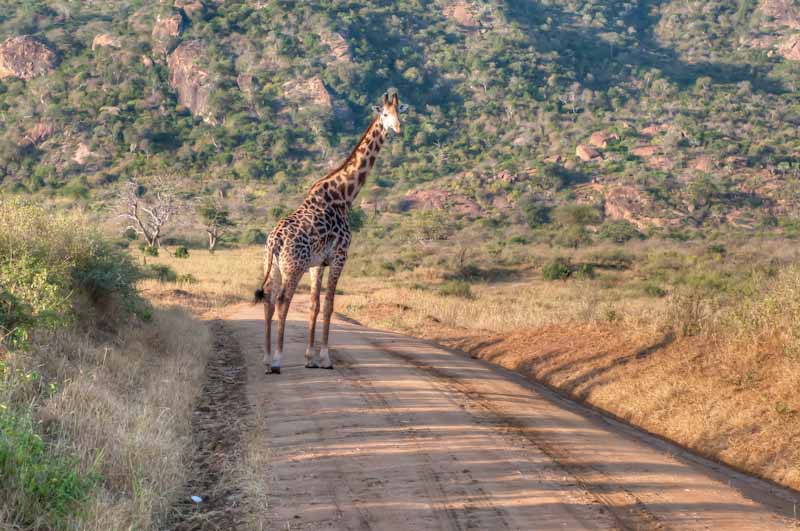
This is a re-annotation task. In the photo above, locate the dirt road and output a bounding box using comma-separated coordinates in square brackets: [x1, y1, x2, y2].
[216, 297, 796, 530]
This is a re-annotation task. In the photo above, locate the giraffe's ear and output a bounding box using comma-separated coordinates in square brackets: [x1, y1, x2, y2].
[373, 105, 383, 115]
[398, 103, 409, 114]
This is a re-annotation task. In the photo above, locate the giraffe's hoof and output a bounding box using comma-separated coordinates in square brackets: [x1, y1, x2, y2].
[267, 366, 281, 375]
[305, 363, 319, 369]
[322, 365, 334, 370]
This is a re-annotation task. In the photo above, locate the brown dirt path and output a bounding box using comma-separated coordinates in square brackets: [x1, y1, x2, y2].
[224, 297, 796, 530]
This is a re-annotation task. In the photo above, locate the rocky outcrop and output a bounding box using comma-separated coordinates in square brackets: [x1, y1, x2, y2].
[167, 40, 216, 123]
[21, 122, 54, 146]
[589, 132, 618, 149]
[759, 0, 800, 29]
[321, 31, 350, 64]
[631, 145, 659, 158]
[92, 34, 121, 51]
[576, 144, 601, 162]
[174, 0, 205, 20]
[0, 36, 57, 80]
[778, 34, 800, 60]
[401, 189, 482, 218]
[444, 2, 480, 29]
[73, 143, 96, 165]
[152, 11, 184, 54]
[282, 76, 333, 109]
[604, 186, 675, 230]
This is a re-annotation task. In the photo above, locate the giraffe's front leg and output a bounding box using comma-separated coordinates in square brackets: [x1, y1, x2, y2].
[320, 259, 345, 369]
[305, 266, 323, 368]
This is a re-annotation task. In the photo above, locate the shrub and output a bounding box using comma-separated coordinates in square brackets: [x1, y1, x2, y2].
[174, 246, 189, 258]
[543, 257, 573, 281]
[240, 227, 267, 245]
[438, 281, 473, 298]
[145, 264, 178, 283]
[0, 405, 97, 528]
[141, 244, 159, 257]
[643, 282, 667, 297]
[574, 263, 595, 280]
[598, 220, 643, 243]
[0, 200, 142, 346]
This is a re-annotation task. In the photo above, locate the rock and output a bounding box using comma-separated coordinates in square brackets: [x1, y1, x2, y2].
[640, 124, 666, 137]
[759, 0, 800, 29]
[692, 156, 715, 173]
[576, 144, 601, 162]
[321, 31, 350, 64]
[589, 131, 618, 149]
[778, 34, 800, 60]
[73, 143, 96, 165]
[444, 2, 480, 29]
[141, 55, 154, 68]
[543, 154, 562, 164]
[631, 145, 659, 158]
[604, 186, 673, 231]
[490, 169, 518, 184]
[236, 73, 255, 98]
[401, 189, 482, 218]
[152, 11, 185, 54]
[167, 40, 216, 123]
[175, 0, 206, 20]
[100, 105, 121, 115]
[282, 76, 333, 110]
[21, 122, 54, 146]
[0, 36, 57, 80]
[91, 34, 121, 51]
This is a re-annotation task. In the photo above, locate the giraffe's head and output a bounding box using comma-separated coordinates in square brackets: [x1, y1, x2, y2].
[374, 93, 408, 135]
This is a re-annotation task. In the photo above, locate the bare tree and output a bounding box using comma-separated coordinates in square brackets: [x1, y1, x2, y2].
[117, 178, 181, 249]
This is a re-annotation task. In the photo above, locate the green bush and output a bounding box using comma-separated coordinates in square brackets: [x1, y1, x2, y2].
[174, 246, 189, 258]
[643, 282, 667, 297]
[239, 227, 267, 245]
[438, 281, 473, 298]
[141, 244, 159, 257]
[598, 220, 643, 244]
[0, 200, 142, 347]
[0, 405, 96, 528]
[145, 264, 178, 283]
[542, 257, 573, 281]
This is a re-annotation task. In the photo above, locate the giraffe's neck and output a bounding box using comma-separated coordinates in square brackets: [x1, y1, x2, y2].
[305, 116, 387, 209]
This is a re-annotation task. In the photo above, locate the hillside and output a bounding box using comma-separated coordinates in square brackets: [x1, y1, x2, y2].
[0, 0, 799, 241]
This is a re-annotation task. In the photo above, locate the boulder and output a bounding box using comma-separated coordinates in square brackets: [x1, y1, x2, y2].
[167, 40, 216, 123]
[92, 34, 121, 51]
[73, 143, 96, 165]
[21, 122, 54, 146]
[631, 145, 658, 158]
[576, 144, 601, 162]
[778, 34, 800, 60]
[174, 0, 206, 20]
[152, 11, 184, 54]
[282, 76, 333, 110]
[604, 186, 673, 230]
[692, 156, 715, 173]
[589, 131, 618, 149]
[321, 31, 350, 64]
[402, 189, 482, 218]
[759, 0, 800, 29]
[444, 2, 480, 29]
[0, 36, 57, 80]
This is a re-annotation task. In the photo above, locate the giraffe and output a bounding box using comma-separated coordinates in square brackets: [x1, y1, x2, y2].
[254, 92, 407, 374]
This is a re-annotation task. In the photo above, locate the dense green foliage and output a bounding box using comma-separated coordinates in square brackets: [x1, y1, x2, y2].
[0, 200, 142, 347]
[0, 0, 798, 241]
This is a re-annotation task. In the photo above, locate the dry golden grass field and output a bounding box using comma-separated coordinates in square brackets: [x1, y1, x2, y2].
[139, 240, 800, 492]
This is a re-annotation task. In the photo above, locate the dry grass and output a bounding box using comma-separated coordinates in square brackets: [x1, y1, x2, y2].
[14, 302, 213, 529]
[137, 247, 263, 313]
[133, 244, 800, 491]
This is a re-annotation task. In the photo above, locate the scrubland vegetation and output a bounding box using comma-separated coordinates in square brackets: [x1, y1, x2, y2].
[0, 200, 210, 529]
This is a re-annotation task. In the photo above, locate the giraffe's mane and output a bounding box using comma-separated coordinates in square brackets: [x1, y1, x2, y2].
[305, 114, 381, 198]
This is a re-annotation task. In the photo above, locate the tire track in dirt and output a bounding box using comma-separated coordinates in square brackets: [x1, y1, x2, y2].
[362, 343, 662, 531]
[167, 320, 252, 530]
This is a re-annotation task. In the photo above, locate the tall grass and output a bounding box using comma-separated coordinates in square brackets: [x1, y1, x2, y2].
[0, 200, 211, 529]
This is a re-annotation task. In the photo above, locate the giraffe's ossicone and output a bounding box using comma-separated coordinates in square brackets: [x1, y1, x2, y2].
[254, 92, 408, 374]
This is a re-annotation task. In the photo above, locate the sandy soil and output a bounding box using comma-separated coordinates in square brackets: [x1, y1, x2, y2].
[187, 297, 796, 530]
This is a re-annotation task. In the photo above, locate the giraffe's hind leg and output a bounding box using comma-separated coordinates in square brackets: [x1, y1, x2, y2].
[272, 267, 303, 374]
[263, 294, 274, 367]
[305, 266, 323, 368]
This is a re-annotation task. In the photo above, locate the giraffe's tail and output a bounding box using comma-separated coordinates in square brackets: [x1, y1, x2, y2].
[254, 250, 274, 304]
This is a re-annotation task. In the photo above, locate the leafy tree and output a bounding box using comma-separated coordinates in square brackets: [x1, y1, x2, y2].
[197, 199, 235, 253]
